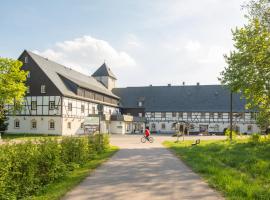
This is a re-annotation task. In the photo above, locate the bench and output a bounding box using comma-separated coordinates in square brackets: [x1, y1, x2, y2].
[191, 139, 200, 146]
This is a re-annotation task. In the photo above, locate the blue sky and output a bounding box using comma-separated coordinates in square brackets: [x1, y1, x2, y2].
[0, 0, 246, 87]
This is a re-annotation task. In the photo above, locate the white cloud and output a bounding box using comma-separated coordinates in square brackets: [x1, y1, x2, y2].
[185, 40, 201, 52]
[33, 35, 136, 75]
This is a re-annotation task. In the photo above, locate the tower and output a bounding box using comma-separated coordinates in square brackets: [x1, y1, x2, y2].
[92, 62, 117, 90]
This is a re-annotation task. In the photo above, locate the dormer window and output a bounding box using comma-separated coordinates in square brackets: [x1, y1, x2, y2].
[26, 86, 30, 94]
[24, 56, 28, 63]
[138, 101, 143, 107]
[41, 85, 46, 93]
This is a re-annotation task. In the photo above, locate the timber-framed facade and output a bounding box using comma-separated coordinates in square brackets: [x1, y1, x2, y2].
[5, 50, 259, 135]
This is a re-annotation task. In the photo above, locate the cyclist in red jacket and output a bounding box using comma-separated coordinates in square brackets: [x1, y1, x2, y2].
[145, 127, 150, 141]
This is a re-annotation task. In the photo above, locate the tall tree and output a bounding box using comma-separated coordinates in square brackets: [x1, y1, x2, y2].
[220, 0, 270, 131]
[0, 58, 28, 132]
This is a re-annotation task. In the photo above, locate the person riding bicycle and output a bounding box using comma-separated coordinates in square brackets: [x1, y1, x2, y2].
[145, 127, 150, 141]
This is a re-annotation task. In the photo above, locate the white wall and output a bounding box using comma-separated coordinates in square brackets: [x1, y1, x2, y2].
[7, 116, 62, 135]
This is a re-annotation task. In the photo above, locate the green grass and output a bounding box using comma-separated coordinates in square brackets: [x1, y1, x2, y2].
[26, 146, 118, 200]
[164, 139, 270, 200]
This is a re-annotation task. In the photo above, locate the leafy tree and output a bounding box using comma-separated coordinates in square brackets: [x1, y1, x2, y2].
[220, 0, 270, 131]
[0, 58, 27, 132]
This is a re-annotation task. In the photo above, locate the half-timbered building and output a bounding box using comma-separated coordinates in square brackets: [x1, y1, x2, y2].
[5, 50, 143, 135]
[113, 85, 260, 134]
[5, 50, 259, 135]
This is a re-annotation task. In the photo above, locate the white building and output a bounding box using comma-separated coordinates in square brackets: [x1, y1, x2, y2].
[5, 50, 143, 135]
[5, 50, 259, 135]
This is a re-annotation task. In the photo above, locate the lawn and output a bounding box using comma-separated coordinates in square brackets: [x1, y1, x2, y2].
[29, 146, 118, 200]
[164, 139, 270, 200]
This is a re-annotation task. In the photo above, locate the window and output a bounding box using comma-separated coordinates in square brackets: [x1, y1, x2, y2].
[172, 112, 176, 117]
[68, 103, 72, 111]
[31, 120, 37, 129]
[24, 56, 28, 63]
[161, 123, 166, 130]
[138, 101, 143, 107]
[81, 105, 85, 113]
[49, 120, 55, 130]
[14, 119, 20, 129]
[80, 123, 84, 129]
[92, 106, 96, 114]
[31, 101, 37, 110]
[109, 110, 112, 115]
[247, 125, 253, 132]
[251, 112, 256, 120]
[189, 124, 195, 130]
[151, 123, 156, 130]
[27, 72, 30, 78]
[218, 113, 223, 119]
[67, 122, 71, 129]
[151, 112, 155, 118]
[214, 124, 219, 132]
[41, 85, 46, 93]
[201, 112, 205, 119]
[26, 86, 30, 94]
[49, 101, 55, 110]
[179, 112, 183, 118]
[209, 113, 214, 118]
[138, 113, 143, 117]
[187, 112, 192, 118]
[161, 112, 166, 118]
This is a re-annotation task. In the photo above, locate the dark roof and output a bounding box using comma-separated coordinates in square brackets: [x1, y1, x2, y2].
[112, 85, 248, 112]
[26, 51, 119, 99]
[92, 63, 117, 79]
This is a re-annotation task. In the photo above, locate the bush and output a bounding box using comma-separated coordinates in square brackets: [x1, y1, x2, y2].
[0, 134, 110, 199]
[61, 137, 89, 165]
[249, 133, 261, 143]
[225, 129, 237, 140]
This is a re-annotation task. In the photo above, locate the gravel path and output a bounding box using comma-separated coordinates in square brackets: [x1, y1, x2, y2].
[63, 135, 224, 200]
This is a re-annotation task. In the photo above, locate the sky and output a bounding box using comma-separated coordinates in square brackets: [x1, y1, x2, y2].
[0, 0, 247, 87]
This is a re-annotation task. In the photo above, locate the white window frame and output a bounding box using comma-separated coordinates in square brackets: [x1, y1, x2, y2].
[161, 123, 166, 130]
[68, 103, 72, 111]
[41, 85, 46, 94]
[14, 119, 20, 129]
[31, 101, 37, 110]
[26, 86, 30, 94]
[48, 120, 55, 130]
[49, 101, 55, 110]
[161, 112, 166, 118]
[24, 56, 28, 63]
[31, 120, 37, 129]
[81, 105, 85, 113]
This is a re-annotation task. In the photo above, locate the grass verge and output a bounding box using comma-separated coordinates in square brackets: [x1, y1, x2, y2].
[29, 146, 118, 200]
[163, 139, 270, 200]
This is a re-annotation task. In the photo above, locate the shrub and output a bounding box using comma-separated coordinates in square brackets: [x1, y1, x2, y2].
[0, 134, 110, 199]
[61, 137, 89, 165]
[36, 139, 66, 185]
[249, 133, 261, 143]
[225, 129, 237, 140]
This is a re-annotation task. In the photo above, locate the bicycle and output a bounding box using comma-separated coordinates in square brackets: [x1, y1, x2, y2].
[141, 136, 154, 143]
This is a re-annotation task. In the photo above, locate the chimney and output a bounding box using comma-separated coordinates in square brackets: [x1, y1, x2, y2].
[182, 81, 185, 86]
[168, 84, 171, 87]
[196, 82, 200, 86]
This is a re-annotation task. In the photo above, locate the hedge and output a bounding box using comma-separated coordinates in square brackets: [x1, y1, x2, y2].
[0, 134, 110, 199]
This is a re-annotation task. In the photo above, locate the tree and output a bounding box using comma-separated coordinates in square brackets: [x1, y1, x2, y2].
[220, 0, 270, 131]
[0, 58, 28, 132]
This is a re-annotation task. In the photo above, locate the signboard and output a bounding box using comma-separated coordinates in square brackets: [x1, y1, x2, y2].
[85, 115, 99, 125]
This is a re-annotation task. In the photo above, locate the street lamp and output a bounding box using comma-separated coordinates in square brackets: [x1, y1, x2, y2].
[97, 104, 104, 145]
